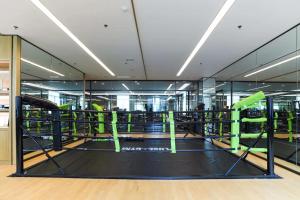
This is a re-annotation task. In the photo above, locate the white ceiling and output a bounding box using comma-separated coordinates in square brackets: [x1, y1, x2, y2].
[1, 0, 300, 80]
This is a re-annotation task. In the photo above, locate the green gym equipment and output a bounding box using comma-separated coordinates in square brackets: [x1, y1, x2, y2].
[287, 111, 294, 143]
[218, 112, 223, 141]
[59, 103, 78, 138]
[230, 91, 268, 153]
[92, 103, 105, 134]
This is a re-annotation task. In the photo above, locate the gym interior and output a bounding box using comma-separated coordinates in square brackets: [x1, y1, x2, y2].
[1, 0, 300, 199]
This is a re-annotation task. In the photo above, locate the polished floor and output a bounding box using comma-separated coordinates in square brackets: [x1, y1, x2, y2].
[0, 161, 300, 200]
[1, 139, 299, 199]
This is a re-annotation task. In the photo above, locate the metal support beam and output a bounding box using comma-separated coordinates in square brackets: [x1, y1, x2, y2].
[15, 96, 24, 175]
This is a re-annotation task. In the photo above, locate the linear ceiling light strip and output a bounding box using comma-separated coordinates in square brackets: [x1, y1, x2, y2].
[176, 0, 235, 76]
[178, 83, 190, 90]
[21, 58, 64, 77]
[266, 92, 287, 96]
[30, 0, 115, 76]
[22, 82, 82, 96]
[247, 85, 271, 91]
[122, 83, 130, 90]
[244, 54, 300, 77]
[164, 84, 173, 94]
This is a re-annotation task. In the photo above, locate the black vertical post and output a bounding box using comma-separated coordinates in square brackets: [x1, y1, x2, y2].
[68, 106, 72, 136]
[201, 109, 205, 136]
[89, 81, 92, 109]
[187, 91, 190, 111]
[266, 97, 275, 176]
[230, 81, 233, 107]
[16, 96, 24, 175]
[52, 110, 62, 151]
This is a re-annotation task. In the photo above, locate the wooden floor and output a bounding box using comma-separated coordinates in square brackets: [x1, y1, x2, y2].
[1, 136, 300, 199]
[0, 156, 300, 200]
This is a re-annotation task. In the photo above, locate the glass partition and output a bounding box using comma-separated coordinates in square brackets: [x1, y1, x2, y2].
[86, 81, 198, 112]
[20, 39, 84, 157]
[21, 40, 84, 108]
[213, 24, 300, 167]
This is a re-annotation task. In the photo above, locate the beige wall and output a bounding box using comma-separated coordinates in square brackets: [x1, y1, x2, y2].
[0, 35, 12, 164]
[0, 36, 11, 61]
[0, 35, 20, 165]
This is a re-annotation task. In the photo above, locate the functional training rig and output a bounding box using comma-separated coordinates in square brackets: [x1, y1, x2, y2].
[14, 92, 277, 179]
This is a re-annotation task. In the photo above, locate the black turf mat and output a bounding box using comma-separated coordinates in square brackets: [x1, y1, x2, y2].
[241, 138, 300, 165]
[23, 137, 53, 152]
[23, 139, 267, 179]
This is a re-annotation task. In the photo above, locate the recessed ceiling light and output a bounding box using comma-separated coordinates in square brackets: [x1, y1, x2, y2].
[30, 0, 116, 76]
[21, 58, 64, 77]
[121, 5, 129, 12]
[176, 0, 235, 76]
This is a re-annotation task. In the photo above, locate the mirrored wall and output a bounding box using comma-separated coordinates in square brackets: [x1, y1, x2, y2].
[214, 24, 300, 167]
[20, 40, 84, 109]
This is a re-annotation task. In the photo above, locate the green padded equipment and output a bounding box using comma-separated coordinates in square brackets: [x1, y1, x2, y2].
[162, 113, 166, 133]
[127, 113, 132, 133]
[231, 91, 267, 153]
[218, 112, 223, 141]
[287, 111, 293, 143]
[111, 111, 120, 152]
[92, 103, 105, 134]
[169, 111, 176, 153]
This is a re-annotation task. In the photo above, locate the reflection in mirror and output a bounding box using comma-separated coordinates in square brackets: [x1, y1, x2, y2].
[20, 39, 85, 156]
[212, 24, 300, 167]
[21, 40, 84, 109]
[86, 81, 198, 112]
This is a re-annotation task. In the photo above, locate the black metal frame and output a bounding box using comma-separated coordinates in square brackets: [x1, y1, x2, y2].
[14, 95, 278, 179]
